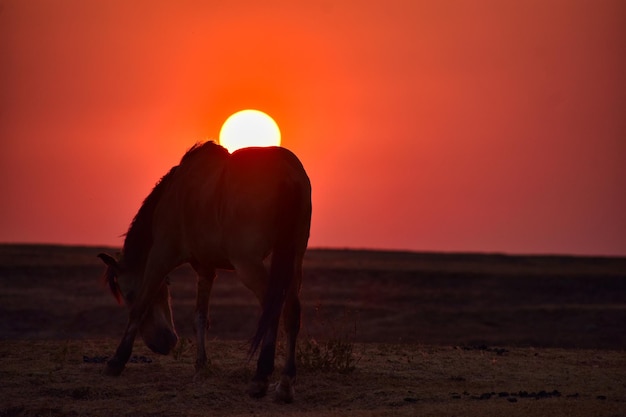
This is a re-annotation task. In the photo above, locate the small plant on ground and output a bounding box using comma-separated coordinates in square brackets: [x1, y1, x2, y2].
[297, 305, 361, 374]
[298, 336, 359, 374]
[172, 337, 194, 362]
[52, 339, 73, 370]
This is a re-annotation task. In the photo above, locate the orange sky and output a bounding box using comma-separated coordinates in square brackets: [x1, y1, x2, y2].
[1, 0, 625, 256]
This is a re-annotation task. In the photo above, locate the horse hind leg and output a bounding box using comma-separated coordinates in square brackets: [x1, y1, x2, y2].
[274, 260, 303, 403]
[243, 259, 299, 401]
[231, 260, 275, 398]
[248, 315, 280, 399]
[274, 292, 300, 403]
[192, 266, 215, 372]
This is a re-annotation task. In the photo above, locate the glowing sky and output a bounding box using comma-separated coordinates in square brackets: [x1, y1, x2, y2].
[1, 0, 625, 255]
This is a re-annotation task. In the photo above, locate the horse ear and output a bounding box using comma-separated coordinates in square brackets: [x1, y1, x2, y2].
[98, 253, 120, 273]
[98, 252, 123, 304]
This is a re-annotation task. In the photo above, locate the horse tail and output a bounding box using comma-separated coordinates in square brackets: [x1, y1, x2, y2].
[249, 182, 302, 357]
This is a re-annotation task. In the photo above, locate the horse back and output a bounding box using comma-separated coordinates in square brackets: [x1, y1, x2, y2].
[151, 143, 230, 265]
[149, 143, 311, 267]
[219, 147, 312, 259]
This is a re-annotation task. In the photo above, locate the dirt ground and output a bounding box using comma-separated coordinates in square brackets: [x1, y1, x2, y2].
[1, 244, 625, 416]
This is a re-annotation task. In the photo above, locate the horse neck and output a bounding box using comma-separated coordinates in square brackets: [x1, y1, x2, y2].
[122, 166, 178, 275]
[121, 232, 150, 277]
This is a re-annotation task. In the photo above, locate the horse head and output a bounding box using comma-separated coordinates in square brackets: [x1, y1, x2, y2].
[98, 252, 178, 355]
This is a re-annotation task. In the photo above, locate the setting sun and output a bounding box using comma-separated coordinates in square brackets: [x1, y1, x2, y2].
[219, 109, 281, 153]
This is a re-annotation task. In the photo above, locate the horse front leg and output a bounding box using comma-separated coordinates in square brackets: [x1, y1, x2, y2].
[193, 268, 215, 372]
[105, 252, 176, 376]
[104, 305, 144, 376]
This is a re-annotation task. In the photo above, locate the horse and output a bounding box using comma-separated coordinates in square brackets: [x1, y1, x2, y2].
[98, 141, 311, 402]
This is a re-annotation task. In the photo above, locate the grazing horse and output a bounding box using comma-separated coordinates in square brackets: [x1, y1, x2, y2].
[98, 141, 311, 402]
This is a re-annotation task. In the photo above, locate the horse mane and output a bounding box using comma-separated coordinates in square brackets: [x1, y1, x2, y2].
[122, 165, 178, 272]
[121, 141, 224, 272]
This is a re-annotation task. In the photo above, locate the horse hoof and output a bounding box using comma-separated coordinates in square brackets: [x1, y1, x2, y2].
[247, 379, 269, 398]
[103, 360, 124, 376]
[194, 359, 208, 373]
[274, 375, 295, 403]
[193, 362, 211, 382]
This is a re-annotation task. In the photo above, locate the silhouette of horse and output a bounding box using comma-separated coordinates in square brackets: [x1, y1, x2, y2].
[98, 141, 311, 402]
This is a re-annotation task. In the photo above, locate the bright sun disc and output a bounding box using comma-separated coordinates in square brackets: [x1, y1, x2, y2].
[219, 109, 281, 153]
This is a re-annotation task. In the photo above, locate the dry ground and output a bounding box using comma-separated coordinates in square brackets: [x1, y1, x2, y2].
[0, 339, 625, 417]
[1, 244, 625, 416]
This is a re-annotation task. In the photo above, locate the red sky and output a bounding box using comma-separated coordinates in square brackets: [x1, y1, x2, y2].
[1, 0, 625, 256]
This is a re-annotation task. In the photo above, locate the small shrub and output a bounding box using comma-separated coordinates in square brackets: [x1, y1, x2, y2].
[172, 337, 193, 362]
[52, 340, 72, 370]
[297, 306, 361, 374]
[298, 336, 359, 374]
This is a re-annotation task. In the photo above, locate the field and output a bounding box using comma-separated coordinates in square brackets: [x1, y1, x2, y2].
[1, 244, 625, 416]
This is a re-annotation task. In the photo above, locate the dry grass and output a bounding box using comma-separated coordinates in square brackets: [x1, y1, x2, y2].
[1, 339, 625, 416]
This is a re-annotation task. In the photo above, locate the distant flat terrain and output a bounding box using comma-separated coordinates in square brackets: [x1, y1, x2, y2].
[1, 244, 625, 348]
[0, 244, 625, 416]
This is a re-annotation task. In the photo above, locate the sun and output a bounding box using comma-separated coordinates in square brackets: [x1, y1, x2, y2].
[219, 109, 281, 153]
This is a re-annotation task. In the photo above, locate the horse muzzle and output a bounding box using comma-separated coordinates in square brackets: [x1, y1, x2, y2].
[142, 327, 179, 355]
